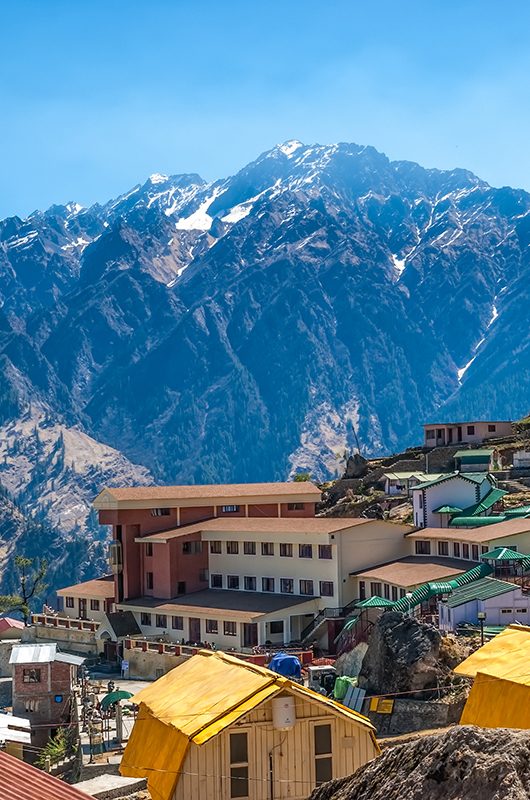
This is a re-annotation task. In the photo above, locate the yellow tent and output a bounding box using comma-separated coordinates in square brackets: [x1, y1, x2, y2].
[120, 650, 377, 800]
[455, 624, 530, 729]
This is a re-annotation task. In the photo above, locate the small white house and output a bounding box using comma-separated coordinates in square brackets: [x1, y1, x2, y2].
[383, 471, 443, 496]
[411, 472, 498, 528]
[438, 577, 530, 631]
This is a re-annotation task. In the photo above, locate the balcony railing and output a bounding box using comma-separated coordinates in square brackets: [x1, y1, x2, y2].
[123, 638, 313, 666]
[31, 614, 99, 633]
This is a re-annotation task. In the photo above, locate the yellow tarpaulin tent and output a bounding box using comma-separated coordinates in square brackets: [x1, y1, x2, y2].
[455, 624, 530, 729]
[120, 650, 377, 800]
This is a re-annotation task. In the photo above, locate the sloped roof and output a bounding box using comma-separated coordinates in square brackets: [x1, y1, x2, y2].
[121, 650, 378, 800]
[0, 617, 24, 632]
[456, 488, 507, 518]
[481, 547, 527, 561]
[407, 517, 530, 542]
[139, 516, 375, 542]
[351, 556, 469, 587]
[446, 577, 516, 608]
[57, 575, 115, 598]
[455, 624, 530, 679]
[433, 505, 463, 514]
[94, 481, 321, 508]
[454, 449, 494, 459]
[450, 516, 508, 527]
[105, 611, 142, 638]
[355, 596, 394, 608]
[411, 472, 490, 491]
[9, 644, 84, 666]
[0, 749, 92, 800]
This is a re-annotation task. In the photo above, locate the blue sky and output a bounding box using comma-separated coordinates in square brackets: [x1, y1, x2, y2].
[2, 1, 530, 217]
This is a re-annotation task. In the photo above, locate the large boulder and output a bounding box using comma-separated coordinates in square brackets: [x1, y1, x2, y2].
[309, 726, 530, 800]
[358, 611, 442, 696]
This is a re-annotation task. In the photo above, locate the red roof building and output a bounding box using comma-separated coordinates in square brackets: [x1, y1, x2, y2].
[0, 749, 91, 800]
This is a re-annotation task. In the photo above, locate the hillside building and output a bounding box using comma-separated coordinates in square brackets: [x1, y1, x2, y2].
[423, 420, 512, 447]
[410, 472, 505, 528]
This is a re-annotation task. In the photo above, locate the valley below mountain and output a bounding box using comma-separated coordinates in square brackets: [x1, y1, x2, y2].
[1, 139, 530, 592]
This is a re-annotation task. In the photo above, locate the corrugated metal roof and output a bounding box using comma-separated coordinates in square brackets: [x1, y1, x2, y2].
[0, 749, 92, 799]
[355, 595, 394, 608]
[0, 712, 31, 745]
[412, 472, 490, 491]
[433, 505, 463, 514]
[450, 515, 508, 527]
[9, 644, 84, 666]
[9, 644, 57, 664]
[446, 577, 516, 608]
[481, 546, 527, 561]
[455, 487, 507, 518]
[454, 449, 494, 459]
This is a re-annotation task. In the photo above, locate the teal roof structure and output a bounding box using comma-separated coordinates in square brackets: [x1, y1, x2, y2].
[355, 595, 394, 609]
[433, 505, 463, 514]
[450, 515, 508, 527]
[446, 577, 515, 608]
[391, 562, 493, 613]
[481, 546, 528, 561]
[454, 449, 494, 461]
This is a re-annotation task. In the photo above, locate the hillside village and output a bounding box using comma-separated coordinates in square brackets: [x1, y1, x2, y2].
[0, 418, 530, 798]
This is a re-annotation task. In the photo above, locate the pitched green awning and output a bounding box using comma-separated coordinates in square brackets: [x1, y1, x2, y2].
[450, 515, 507, 527]
[481, 546, 528, 561]
[355, 595, 394, 609]
[433, 505, 463, 514]
[452, 487, 507, 519]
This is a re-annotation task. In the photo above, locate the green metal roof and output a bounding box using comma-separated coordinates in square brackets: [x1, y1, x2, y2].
[355, 595, 394, 609]
[391, 562, 493, 614]
[341, 615, 359, 632]
[454, 449, 494, 459]
[446, 577, 516, 608]
[450, 515, 508, 527]
[481, 546, 528, 561]
[454, 487, 507, 518]
[504, 506, 530, 518]
[433, 505, 463, 514]
[451, 562, 493, 586]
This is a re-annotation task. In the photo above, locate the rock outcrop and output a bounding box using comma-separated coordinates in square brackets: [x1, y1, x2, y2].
[309, 726, 530, 800]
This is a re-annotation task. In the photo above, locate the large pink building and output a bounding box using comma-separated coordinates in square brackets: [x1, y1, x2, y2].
[423, 420, 512, 447]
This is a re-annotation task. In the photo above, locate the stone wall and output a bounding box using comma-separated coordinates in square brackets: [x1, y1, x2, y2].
[362, 695, 466, 736]
[22, 624, 97, 656]
[125, 646, 188, 680]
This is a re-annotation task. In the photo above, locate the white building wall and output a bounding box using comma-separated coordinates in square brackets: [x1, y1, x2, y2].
[440, 586, 530, 630]
[412, 477, 489, 528]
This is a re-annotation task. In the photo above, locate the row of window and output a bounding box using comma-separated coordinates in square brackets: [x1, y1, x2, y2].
[415, 540, 491, 560]
[65, 597, 100, 611]
[144, 573, 208, 592]
[210, 574, 333, 596]
[210, 541, 332, 559]
[149, 503, 306, 520]
[359, 581, 406, 602]
[139, 612, 240, 637]
[425, 424, 495, 440]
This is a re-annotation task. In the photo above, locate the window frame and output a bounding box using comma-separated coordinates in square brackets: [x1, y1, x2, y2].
[226, 541, 239, 555]
[313, 722, 333, 787]
[155, 614, 167, 629]
[22, 668, 41, 684]
[280, 577, 294, 594]
[227, 575, 240, 590]
[262, 577, 275, 593]
[299, 579, 314, 596]
[244, 576, 257, 591]
[320, 581, 334, 597]
[224, 621, 237, 636]
[210, 540, 222, 554]
[318, 544, 332, 560]
[140, 612, 152, 626]
[280, 543, 293, 557]
[211, 574, 223, 588]
[172, 615, 183, 630]
[243, 541, 256, 555]
[206, 619, 219, 634]
[299, 543, 313, 559]
[261, 542, 274, 556]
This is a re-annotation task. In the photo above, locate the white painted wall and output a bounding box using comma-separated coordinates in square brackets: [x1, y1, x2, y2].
[439, 585, 530, 630]
[412, 476, 490, 528]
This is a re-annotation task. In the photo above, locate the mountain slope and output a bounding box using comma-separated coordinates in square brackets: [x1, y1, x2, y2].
[0, 140, 529, 581]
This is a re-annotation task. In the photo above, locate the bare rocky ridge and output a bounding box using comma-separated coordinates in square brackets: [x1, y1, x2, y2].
[309, 726, 530, 800]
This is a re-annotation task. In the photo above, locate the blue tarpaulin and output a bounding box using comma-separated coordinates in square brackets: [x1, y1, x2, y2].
[268, 652, 302, 679]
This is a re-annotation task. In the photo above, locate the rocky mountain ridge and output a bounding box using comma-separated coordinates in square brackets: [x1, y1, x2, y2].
[1, 139, 530, 591]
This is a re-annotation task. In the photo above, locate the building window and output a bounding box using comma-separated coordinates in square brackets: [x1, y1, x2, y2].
[280, 578, 294, 594]
[300, 579, 314, 596]
[314, 724, 332, 786]
[280, 543, 293, 557]
[210, 541, 222, 554]
[516, 608, 528, 613]
[391, 586, 398, 601]
[151, 508, 170, 516]
[222, 505, 240, 513]
[145, 543, 153, 557]
[384, 584, 390, 600]
[262, 577, 275, 592]
[244, 576, 256, 591]
[453, 542, 461, 558]
[462, 543, 470, 559]
[25, 699, 40, 713]
[287, 502, 305, 511]
[182, 541, 202, 555]
[501, 608, 513, 614]
[224, 621, 237, 636]
[172, 616, 183, 630]
[65, 597, 74, 608]
[177, 581, 186, 594]
[206, 619, 218, 634]
[299, 544, 313, 559]
[227, 575, 240, 590]
[269, 621, 284, 634]
[438, 541, 449, 557]
[90, 599, 100, 611]
[211, 574, 223, 589]
[472, 545, 479, 561]
[488, 424, 496, 432]
[155, 614, 167, 628]
[359, 581, 366, 600]
[481, 545, 489, 554]
[467, 425, 475, 435]
[318, 544, 332, 560]
[230, 732, 249, 798]
[370, 582, 382, 597]
[243, 541, 256, 555]
[418, 494, 423, 509]
[227, 541, 239, 555]
[140, 612, 152, 626]
[146, 572, 154, 590]
[320, 581, 334, 597]
[261, 542, 274, 556]
[511, 545, 518, 552]
[400, 589, 406, 598]
[415, 540, 431, 555]
[426, 429, 435, 440]
[22, 668, 41, 684]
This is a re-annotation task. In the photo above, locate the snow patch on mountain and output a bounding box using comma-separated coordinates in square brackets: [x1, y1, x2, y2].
[278, 140, 304, 157]
[174, 186, 221, 231]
